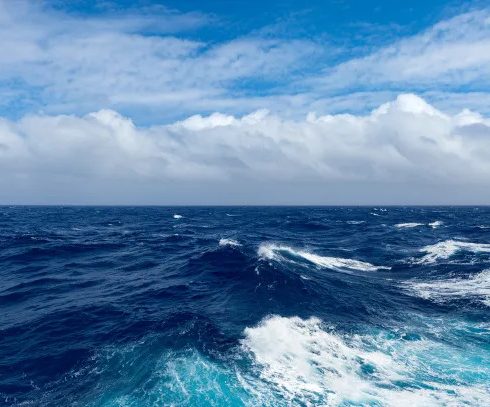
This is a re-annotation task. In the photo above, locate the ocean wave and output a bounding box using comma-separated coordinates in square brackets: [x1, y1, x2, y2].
[395, 221, 442, 229]
[78, 346, 255, 407]
[416, 239, 490, 264]
[258, 243, 388, 272]
[405, 269, 490, 307]
[241, 315, 490, 406]
[219, 238, 241, 247]
[395, 223, 425, 228]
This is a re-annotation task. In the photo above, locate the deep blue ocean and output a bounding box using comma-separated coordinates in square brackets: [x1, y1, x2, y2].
[1, 206, 489, 406]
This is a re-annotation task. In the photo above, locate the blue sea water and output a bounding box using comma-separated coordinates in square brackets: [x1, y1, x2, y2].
[1, 206, 489, 406]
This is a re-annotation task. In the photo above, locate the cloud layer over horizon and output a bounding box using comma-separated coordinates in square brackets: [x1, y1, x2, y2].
[1, 1, 490, 203]
[2, 94, 490, 204]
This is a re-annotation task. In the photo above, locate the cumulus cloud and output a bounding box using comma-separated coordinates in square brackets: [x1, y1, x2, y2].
[1, 94, 490, 204]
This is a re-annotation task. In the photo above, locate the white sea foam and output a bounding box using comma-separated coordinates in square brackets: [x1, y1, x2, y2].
[370, 212, 380, 216]
[241, 315, 490, 406]
[75, 315, 489, 407]
[417, 239, 490, 264]
[258, 243, 388, 272]
[395, 222, 424, 228]
[395, 221, 442, 229]
[173, 214, 183, 219]
[405, 269, 490, 307]
[346, 220, 365, 225]
[219, 238, 241, 247]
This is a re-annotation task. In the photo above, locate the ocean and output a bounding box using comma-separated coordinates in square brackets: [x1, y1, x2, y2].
[1, 206, 489, 406]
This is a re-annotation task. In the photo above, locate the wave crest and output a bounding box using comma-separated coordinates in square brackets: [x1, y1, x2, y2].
[241, 315, 490, 406]
[405, 269, 490, 307]
[219, 238, 241, 247]
[258, 243, 387, 272]
[395, 223, 424, 228]
[417, 239, 490, 264]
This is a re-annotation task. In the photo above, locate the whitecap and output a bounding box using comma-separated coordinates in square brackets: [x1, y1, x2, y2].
[241, 315, 490, 406]
[417, 239, 490, 264]
[173, 214, 183, 219]
[395, 221, 442, 229]
[258, 243, 388, 272]
[346, 220, 365, 225]
[395, 223, 424, 228]
[219, 238, 241, 247]
[405, 269, 490, 307]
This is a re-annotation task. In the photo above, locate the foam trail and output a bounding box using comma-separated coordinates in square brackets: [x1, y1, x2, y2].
[258, 243, 388, 272]
[405, 269, 490, 307]
[241, 315, 490, 406]
[219, 238, 241, 247]
[417, 239, 490, 264]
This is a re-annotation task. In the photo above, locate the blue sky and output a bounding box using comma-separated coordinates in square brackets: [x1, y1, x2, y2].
[1, 0, 490, 204]
[2, 0, 489, 123]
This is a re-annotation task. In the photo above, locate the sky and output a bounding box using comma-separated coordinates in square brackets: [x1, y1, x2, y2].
[1, 0, 490, 204]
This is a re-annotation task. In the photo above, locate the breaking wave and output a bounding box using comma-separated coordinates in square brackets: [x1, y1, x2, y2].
[219, 238, 241, 247]
[395, 221, 442, 229]
[241, 315, 490, 406]
[416, 239, 490, 264]
[395, 223, 424, 228]
[258, 243, 388, 272]
[405, 269, 490, 307]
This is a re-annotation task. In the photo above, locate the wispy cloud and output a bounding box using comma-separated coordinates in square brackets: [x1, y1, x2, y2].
[313, 9, 490, 91]
[1, 2, 490, 121]
[0, 1, 321, 121]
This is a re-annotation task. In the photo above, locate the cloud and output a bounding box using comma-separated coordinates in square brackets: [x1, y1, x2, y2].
[314, 10, 490, 91]
[0, 0, 321, 122]
[4, 1, 490, 123]
[1, 94, 490, 204]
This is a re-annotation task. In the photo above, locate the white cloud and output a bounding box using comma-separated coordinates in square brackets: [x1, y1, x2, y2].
[315, 10, 490, 90]
[2, 2, 490, 122]
[0, 0, 321, 120]
[1, 94, 490, 204]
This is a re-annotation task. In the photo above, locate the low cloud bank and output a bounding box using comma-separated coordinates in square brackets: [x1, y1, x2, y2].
[1, 94, 489, 204]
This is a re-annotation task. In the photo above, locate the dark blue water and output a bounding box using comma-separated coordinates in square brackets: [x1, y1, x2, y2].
[1, 206, 489, 406]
